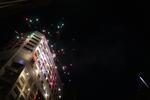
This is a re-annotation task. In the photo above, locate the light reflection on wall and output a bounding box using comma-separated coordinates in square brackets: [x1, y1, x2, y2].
[31, 36, 59, 99]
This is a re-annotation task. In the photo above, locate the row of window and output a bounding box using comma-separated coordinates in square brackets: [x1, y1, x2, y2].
[23, 34, 41, 52]
[9, 76, 37, 100]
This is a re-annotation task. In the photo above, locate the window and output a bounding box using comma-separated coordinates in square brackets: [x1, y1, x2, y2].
[14, 87, 20, 97]
[28, 77, 33, 85]
[30, 92, 34, 99]
[37, 50, 40, 56]
[33, 35, 41, 40]
[26, 43, 35, 48]
[23, 85, 30, 97]
[31, 59, 35, 67]
[38, 60, 41, 66]
[32, 37, 39, 42]
[29, 40, 37, 45]
[43, 43, 46, 49]
[23, 46, 33, 52]
[16, 81, 23, 90]
[20, 76, 25, 84]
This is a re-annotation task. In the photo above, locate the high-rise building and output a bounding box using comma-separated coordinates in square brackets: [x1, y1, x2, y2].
[0, 31, 62, 100]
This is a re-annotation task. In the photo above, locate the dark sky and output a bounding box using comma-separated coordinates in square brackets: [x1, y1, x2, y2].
[0, 0, 148, 100]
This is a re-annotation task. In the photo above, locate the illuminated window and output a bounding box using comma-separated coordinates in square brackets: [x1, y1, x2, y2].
[20, 76, 25, 84]
[16, 81, 23, 90]
[35, 52, 38, 57]
[43, 43, 46, 49]
[33, 52, 38, 62]
[23, 85, 30, 97]
[37, 50, 40, 56]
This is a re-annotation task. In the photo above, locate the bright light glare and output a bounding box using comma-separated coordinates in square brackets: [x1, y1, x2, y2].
[62, 66, 65, 70]
[43, 86, 46, 90]
[61, 49, 64, 51]
[50, 82, 53, 86]
[42, 30, 46, 32]
[53, 54, 56, 58]
[36, 18, 39, 21]
[25, 18, 28, 21]
[29, 19, 32, 23]
[50, 76, 52, 79]
[58, 95, 62, 99]
[70, 64, 73, 66]
[16, 36, 19, 39]
[55, 66, 57, 69]
[26, 73, 29, 76]
[35, 69, 39, 75]
[58, 88, 61, 91]
[28, 88, 30, 91]
[51, 45, 54, 48]
[44, 93, 49, 98]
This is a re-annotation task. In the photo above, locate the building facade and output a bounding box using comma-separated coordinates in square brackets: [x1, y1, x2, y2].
[0, 31, 62, 100]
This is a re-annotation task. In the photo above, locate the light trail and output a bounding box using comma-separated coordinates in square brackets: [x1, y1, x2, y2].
[0, 4, 15, 8]
[139, 76, 149, 88]
[0, 0, 25, 6]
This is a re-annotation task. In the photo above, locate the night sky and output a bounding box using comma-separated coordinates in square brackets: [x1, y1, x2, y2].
[0, 0, 148, 100]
